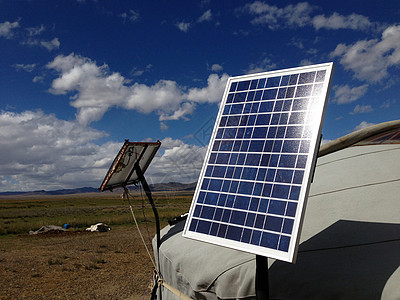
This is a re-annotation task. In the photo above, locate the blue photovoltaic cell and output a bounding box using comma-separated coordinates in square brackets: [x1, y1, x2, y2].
[183, 63, 334, 263]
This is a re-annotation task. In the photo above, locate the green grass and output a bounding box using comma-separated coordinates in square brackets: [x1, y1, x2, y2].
[0, 190, 193, 235]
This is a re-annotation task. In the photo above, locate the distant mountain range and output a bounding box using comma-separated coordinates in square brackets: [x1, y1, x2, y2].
[147, 182, 197, 192]
[0, 182, 197, 196]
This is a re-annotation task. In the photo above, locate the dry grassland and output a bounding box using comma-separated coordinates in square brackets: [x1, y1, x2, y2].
[0, 191, 192, 299]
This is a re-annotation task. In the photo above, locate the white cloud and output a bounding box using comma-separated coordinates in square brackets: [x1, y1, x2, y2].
[160, 122, 168, 131]
[350, 104, 373, 114]
[149, 137, 207, 183]
[243, 2, 380, 34]
[187, 73, 229, 103]
[299, 59, 313, 66]
[0, 110, 115, 191]
[246, 56, 277, 74]
[159, 137, 185, 149]
[26, 24, 46, 36]
[131, 64, 152, 77]
[331, 25, 400, 82]
[211, 64, 223, 72]
[0, 111, 208, 191]
[119, 9, 140, 23]
[7, 21, 59, 51]
[175, 22, 191, 32]
[380, 99, 396, 109]
[33, 76, 45, 83]
[159, 102, 196, 121]
[244, 1, 314, 29]
[22, 37, 61, 51]
[198, 10, 212, 23]
[13, 63, 37, 72]
[41, 37, 60, 51]
[175, 10, 212, 33]
[332, 84, 368, 104]
[354, 121, 375, 131]
[2, 21, 59, 51]
[0, 20, 20, 39]
[47, 53, 229, 125]
[289, 38, 304, 49]
[312, 13, 373, 31]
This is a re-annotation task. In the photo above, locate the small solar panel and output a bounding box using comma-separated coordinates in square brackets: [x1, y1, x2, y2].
[99, 140, 161, 191]
[183, 63, 334, 263]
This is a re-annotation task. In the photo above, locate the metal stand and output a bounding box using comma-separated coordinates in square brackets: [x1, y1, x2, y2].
[133, 161, 162, 300]
[134, 161, 161, 251]
[256, 255, 270, 300]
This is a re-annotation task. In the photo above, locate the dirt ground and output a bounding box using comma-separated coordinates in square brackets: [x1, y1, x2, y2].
[0, 226, 157, 299]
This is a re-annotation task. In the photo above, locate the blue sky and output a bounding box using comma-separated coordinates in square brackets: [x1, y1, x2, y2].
[1, 0, 399, 192]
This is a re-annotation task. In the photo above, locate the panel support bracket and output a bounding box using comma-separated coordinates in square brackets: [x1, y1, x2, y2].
[256, 255, 270, 300]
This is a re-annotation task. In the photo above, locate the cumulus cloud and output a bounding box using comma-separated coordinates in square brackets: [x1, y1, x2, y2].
[13, 63, 37, 72]
[0, 20, 20, 39]
[299, 59, 314, 66]
[380, 99, 396, 109]
[350, 104, 373, 114]
[0, 111, 207, 191]
[0, 110, 115, 191]
[26, 24, 46, 36]
[159, 102, 196, 121]
[354, 121, 375, 131]
[243, 2, 380, 33]
[289, 38, 304, 49]
[6, 21, 60, 51]
[176, 10, 213, 33]
[332, 84, 368, 104]
[41, 37, 60, 51]
[187, 73, 229, 103]
[149, 137, 207, 183]
[211, 64, 223, 72]
[22, 36, 61, 51]
[198, 10, 212, 23]
[119, 9, 140, 23]
[243, 1, 314, 29]
[312, 13, 373, 31]
[331, 25, 400, 82]
[246, 56, 277, 74]
[131, 64, 152, 77]
[33, 75, 45, 83]
[47, 53, 228, 125]
[175, 22, 191, 32]
[160, 122, 168, 131]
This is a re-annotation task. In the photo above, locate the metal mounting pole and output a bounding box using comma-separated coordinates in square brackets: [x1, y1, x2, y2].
[256, 255, 270, 300]
[134, 162, 161, 253]
[134, 161, 162, 300]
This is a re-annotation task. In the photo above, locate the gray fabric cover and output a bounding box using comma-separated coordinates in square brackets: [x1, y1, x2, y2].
[153, 144, 400, 299]
[154, 221, 256, 299]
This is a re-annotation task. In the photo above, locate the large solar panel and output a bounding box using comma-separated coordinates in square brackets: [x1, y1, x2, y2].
[183, 63, 334, 263]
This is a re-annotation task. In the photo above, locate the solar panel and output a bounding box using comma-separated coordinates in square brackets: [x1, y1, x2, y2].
[99, 140, 161, 191]
[183, 63, 334, 263]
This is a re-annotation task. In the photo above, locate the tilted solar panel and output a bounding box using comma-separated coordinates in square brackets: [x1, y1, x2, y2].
[99, 140, 161, 192]
[183, 63, 334, 263]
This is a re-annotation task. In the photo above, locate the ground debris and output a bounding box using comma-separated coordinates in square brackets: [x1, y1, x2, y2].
[29, 225, 66, 235]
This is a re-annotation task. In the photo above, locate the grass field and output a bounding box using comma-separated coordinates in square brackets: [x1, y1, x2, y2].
[0, 189, 193, 235]
[0, 189, 193, 299]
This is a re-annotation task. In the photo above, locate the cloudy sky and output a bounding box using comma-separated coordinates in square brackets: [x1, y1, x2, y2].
[1, 0, 399, 192]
